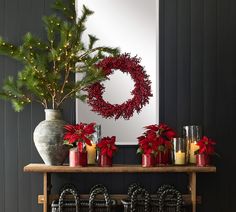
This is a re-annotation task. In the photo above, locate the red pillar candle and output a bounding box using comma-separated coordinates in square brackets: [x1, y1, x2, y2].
[100, 154, 112, 167]
[142, 154, 156, 167]
[196, 154, 210, 167]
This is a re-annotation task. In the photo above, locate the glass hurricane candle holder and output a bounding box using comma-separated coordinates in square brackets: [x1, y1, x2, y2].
[173, 138, 187, 165]
[86, 124, 101, 165]
[183, 125, 202, 164]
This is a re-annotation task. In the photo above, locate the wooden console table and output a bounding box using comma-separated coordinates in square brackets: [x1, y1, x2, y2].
[24, 164, 216, 212]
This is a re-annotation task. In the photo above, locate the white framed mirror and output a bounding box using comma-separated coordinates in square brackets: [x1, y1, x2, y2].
[76, 0, 159, 145]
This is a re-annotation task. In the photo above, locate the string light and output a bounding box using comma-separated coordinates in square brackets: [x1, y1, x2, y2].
[64, 43, 69, 48]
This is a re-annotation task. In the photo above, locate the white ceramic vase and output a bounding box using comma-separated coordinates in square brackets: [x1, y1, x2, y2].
[33, 109, 69, 165]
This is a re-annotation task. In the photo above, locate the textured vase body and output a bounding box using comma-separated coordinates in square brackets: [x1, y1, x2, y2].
[33, 109, 69, 165]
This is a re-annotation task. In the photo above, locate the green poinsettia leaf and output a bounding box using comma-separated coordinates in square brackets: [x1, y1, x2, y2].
[136, 148, 143, 155]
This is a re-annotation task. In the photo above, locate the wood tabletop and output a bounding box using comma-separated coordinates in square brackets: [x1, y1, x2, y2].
[24, 163, 216, 173]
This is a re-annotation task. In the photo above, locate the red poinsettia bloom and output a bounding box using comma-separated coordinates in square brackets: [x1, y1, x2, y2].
[196, 136, 216, 155]
[137, 123, 176, 155]
[145, 123, 176, 141]
[64, 123, 96, 147]
[97, 136, 117, 158]
[137, 135, 158, 155]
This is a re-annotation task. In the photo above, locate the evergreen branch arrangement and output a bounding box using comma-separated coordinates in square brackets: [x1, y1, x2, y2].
[0, 0, 119, 111]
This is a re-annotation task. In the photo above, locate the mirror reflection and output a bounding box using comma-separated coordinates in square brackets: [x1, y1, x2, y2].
[76, 0, 159, 145]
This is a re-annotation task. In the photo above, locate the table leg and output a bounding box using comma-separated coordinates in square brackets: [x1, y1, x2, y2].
[189, 172, 197, 212]
[43, 173, 51, 212]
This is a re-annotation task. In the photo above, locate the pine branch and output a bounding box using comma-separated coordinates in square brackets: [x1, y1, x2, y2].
[88, 34, 98, 49]
[0, 0, 120, 111]
[53, 0, 76, 21]
[0, 37, 21, 60]
[77, 5, 94, 27]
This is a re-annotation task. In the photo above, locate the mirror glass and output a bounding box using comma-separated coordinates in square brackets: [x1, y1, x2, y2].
[76, 0, 159, 145]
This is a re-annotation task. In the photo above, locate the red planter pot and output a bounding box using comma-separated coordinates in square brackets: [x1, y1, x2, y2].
[142, 154, 156, 167]
[78, 151, 88, 167]
[69, 149, 79, 167]
[196, 154, 210, 167]
[69, 149, 88, 167]
[99, 154, 112, 167]
[156, 151, 170, 165]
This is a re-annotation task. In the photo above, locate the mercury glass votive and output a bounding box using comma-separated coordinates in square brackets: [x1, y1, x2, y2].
[173, 138, 187, 165]
[183, 125, 202, 164]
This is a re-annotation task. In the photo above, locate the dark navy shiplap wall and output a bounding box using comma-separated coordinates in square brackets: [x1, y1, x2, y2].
[1, 0, 236, 211]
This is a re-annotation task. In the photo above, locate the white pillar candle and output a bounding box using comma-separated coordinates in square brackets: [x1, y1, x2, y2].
[86, 143, 97, 165]
[175, 151, 186, 165]
[189, 142, 199, 164]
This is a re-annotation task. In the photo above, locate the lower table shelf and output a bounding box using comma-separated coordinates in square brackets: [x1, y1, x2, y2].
[38, 194, 202, 206]
[24, 163, 216, 212]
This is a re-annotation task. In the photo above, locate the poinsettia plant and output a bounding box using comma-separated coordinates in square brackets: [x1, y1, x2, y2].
[63, 122, 96, 151]
[137, 123, 176, 155]
[97, 136, 117, 158]
[195, 136, 217, 155]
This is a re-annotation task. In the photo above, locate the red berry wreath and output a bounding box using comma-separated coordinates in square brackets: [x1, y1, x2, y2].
[87, 54, 153, 120]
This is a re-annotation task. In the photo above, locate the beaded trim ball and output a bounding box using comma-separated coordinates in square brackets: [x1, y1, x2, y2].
[86, 54, 153, 120]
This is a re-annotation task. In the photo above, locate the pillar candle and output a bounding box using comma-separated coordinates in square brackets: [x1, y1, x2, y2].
[189, 142, 199, 164]
[175, 151, 186, 165]
[86, 143, 97, 165]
